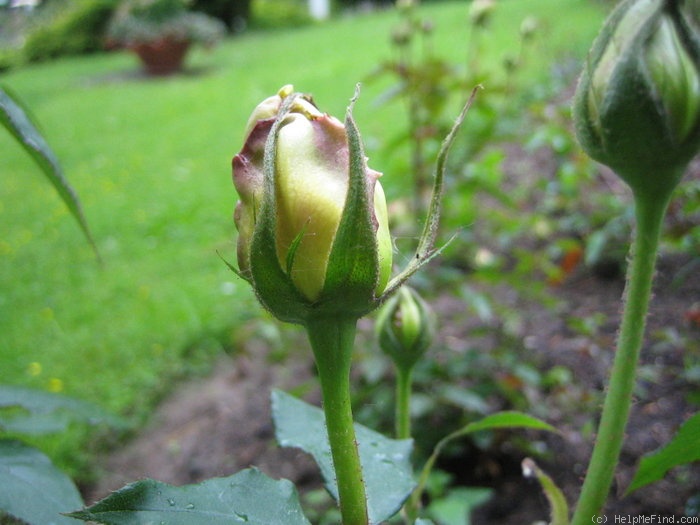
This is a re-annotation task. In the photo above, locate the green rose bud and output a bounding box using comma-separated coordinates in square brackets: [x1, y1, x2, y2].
[233, 85, 393, 323]
[376, 286, 436, 372]
[573, 0, 700, 198]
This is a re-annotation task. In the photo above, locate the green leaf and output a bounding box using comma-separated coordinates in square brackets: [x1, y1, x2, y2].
[410, 411, 557, 519]
[0, 385, 126, 436]
[453, 411, 557, 435]
[438, 385, 490, 415]
[67, 468, 310, 525]
[0, 85, 99, 260]
[0, 439, 83, 525]
[427, 487, 493, 525]
[271, 389, 415, 524]
[522, 458, 569, 525]
[627, 411, 700, 494]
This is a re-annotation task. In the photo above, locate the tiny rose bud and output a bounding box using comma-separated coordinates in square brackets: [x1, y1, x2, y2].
[573, 0, 700, 198]
[376, 286, 436, 371]
[519, 16, 538, 41]
[233, 86, 393, 323]
[469, 0, 496, 28]
[392, 22, 413, 47]
[396, 0, 417, 12]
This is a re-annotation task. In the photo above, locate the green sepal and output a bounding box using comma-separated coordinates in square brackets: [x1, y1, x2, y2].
[317, 87, 380, 318]
[218, 251, 251, 283]
[383, 87, 479, 299]
[248, 93, 312, 325]
[285, 223, 308, 277]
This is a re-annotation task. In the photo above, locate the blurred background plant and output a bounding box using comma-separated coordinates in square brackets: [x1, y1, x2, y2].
[0, 0, 118, 68]
[105, 0, 226, 74]
[0, 0, 304, 71]
[367, 0, 540, 219]
[247, 0, 311, 31]
[105, 0, 225, 49]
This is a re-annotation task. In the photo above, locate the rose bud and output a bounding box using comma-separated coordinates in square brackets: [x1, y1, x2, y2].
[468, 0, 496, 28]
[376, 286, 436, 372]
[573, 0, 700, 198]
[232, 85, 393, 324]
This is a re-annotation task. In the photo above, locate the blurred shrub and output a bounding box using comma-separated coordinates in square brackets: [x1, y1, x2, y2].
[250, 0, 311, 30]
[336, 0, 461, 8]
[106, 0, 226, 48]
[0, 47, 21, 72]
[23, 0, 118, 62]
[335, 0, 393, 8]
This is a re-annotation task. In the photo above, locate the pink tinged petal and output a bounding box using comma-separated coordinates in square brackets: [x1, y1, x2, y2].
[232, 118, 274, 273]
[242, 85, 294, 138]
[232, 118, 273, 200]
[233, 201, 253, 275]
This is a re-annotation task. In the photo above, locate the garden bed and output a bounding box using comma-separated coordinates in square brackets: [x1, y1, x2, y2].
[84, 158, 700, 522]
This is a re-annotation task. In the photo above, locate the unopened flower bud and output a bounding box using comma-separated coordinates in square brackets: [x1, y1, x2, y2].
[232, 86, 393, 323]
[376, 286, 436, 371]
[573, 0, 700, 197]
[469, 0, 496, 28]
[392, 22, 413, 47]
[396, 0, 417, 12]
[520, 16, 538, 41]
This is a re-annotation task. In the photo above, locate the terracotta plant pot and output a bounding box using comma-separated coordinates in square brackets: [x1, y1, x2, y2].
[131, 38, 190, 76]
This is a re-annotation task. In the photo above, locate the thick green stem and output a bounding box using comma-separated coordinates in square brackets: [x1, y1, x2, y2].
[306, 316, 368, 525]
[395, 367, 414, 440]
[570, 191, 670, 525]
[397, 365, 420, 525]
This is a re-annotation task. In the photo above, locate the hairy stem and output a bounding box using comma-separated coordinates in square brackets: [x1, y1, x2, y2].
[306, 316, 368, 525]
[570, 190, 671, 525]
[396, 365, 418, 525]
[395, 367, 413, 440]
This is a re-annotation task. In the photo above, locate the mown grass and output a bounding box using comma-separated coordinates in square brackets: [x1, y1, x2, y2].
[0, 0, 607, 475]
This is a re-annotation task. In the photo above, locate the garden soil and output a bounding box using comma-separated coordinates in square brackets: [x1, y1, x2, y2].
[84, 167, 700, 523]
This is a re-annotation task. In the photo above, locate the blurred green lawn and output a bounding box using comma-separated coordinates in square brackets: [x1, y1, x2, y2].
[0, 0, 606, 473]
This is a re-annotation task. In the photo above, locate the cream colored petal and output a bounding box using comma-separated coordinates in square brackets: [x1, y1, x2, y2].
[275, 114, 348, 301]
